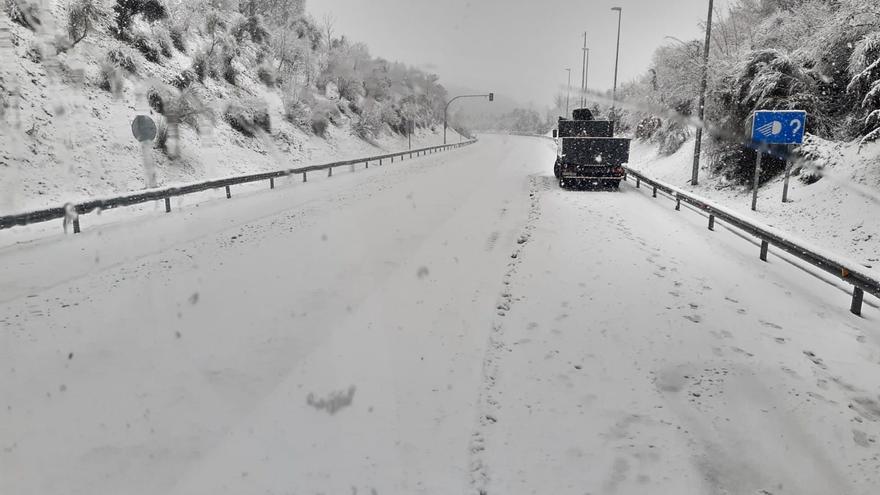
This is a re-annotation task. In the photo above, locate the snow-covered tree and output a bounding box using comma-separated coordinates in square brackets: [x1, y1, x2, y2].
[848, 32, 880, 146]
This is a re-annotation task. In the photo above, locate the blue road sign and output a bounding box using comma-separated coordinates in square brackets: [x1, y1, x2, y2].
[751, 110, 806, 145]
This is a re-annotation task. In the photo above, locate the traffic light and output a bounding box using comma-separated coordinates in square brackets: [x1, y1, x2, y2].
[488, 93, 494, 102]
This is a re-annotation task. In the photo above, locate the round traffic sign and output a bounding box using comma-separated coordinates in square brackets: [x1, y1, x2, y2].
[131, 115, 157, 142]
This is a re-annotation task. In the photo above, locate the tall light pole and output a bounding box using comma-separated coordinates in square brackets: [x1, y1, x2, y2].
[584, 48, 590, 106]
[611, 7, 623, 117]
[444, 93, 494, 144]
[691, 0, 714, 186]
[565, 68, 572, 118]
[580, 32, 588, 108]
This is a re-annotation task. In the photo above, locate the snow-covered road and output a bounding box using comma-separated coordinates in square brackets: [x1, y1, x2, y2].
[2, 136, 878, 495]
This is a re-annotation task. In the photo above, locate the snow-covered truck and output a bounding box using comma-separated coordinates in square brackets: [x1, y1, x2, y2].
[552, 108, 631, 189]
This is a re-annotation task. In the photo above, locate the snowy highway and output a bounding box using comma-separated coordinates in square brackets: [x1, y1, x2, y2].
[2, 135, 879, 495]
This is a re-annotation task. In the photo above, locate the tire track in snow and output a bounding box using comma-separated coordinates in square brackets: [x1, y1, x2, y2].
[467, 175, 550, 494]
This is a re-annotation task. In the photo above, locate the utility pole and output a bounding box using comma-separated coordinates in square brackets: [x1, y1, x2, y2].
[580, 32, 587, 108]
[611, 7, 623, 116]
[691, 0, 714, 186]
[565, 68, 572, 118]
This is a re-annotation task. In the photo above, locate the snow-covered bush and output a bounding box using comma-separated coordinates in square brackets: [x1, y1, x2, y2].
[24, 40, 42, 63]
[231, 14, 270, 45]
[4, 0, 41, 30]
[656, 121, 691, 156]
[131, 31, 162, 63]
[381, 104, 403, 134]
[111, 0, 168, 39]
[219, 49, 237, 85]
[105, 45, 141, 74]
[191, 50, 208, 81]
[347, 99, 363, 116]
[98, 63, 124, 94]
[170, 68, 196, 89]
[153, 25, 175, 58]
[224, 102, 270, 137]
[352, 102, 382, 139]
[311, 114, 329, 137]
[257, 63, 279, 87]
[168, 25, 186, 52]
[283, 98, 309, 127]
[312, 99, 342, 126]
[66, 0, 107, 48]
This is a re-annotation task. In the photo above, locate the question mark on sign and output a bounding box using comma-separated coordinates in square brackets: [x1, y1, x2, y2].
[790, 119, 802, 135]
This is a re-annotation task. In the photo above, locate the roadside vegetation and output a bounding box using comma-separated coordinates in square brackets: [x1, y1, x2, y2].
[3, 0, 450, 160]
[608, 0, 880, 183]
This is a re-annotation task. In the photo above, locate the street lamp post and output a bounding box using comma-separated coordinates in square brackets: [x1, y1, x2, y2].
[444, 93, 494, 144]
[691, 0, 714, 186]
[580, 32, 588, 108]
[611, 7, 623, 116]
[584, 48, 590, 105]
[565, 68, 572, 118]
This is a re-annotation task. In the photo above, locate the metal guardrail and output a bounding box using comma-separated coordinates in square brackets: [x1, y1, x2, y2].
[0, 140, 477, 234]
[624, 166, 880, 316]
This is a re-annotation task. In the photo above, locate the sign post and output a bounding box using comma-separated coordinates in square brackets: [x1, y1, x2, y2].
[749, 110, 806, 211]
[131, 115, 158, 188]
[782, 144, 793, 203]
[751, 150, 763, 211]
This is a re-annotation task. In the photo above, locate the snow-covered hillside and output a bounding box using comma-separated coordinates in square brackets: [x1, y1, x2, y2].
[0, 1, 461, 214]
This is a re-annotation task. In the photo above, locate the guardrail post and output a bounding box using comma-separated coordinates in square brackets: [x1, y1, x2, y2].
[328, 167, 333, 177]
[760, 240, 769, 262]
[380, 159, 383, 166]
[636, 177, 640, 188]
[350, 164, 355, 173]
[270, 178, 275, 189]
[303, 172, 307, 182]
[365, 161, 369, 169]
[73, 218, 81, 234]
[225, 186, 231, 199]
[708, 215, 715, 231]
[165, 197, 171, 213]
[675, 195, 681, 211]
[851, 288, 864, 316]
[391, 156, 394, 163]
[652, 186, 657, 198]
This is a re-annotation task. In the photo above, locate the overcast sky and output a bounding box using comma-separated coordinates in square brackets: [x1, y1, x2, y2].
[307, 0, 727, 109]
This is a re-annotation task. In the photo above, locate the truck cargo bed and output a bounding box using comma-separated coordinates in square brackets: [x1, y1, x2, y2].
[561, 137, 630, 166]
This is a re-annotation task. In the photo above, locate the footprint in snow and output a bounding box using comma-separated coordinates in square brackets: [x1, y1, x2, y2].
[803, 350, 827, 369]
[729, 346, 755, 357]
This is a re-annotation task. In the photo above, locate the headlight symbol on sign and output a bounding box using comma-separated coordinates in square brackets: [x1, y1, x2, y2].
[751, 110, 806, 145]
[756, 120, 783, 137]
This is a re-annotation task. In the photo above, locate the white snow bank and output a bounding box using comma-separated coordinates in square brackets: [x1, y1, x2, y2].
[628, 137, 880, 268]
